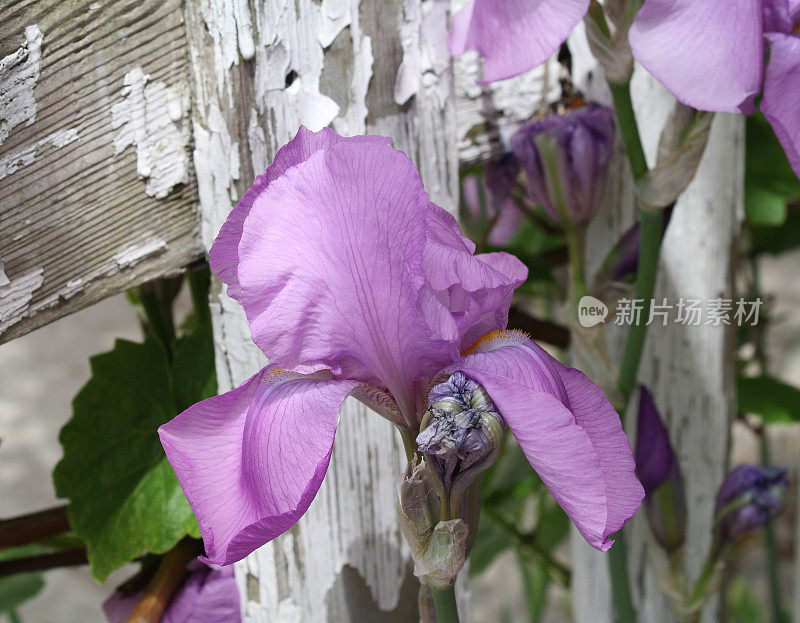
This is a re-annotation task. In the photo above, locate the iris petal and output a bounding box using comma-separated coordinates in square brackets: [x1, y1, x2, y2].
[158, 366, 357, 565]
[449, 0, 590, 83]
[629, 0, 763, 113]
[454, 331, 643, 550]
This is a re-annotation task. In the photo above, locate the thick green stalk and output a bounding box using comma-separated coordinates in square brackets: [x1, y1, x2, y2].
[616, 207, 665, 399]
[605, 79, 659, 623]
[428, 585, 460, 623]
[608, 81, 648, 180]
[607, 533, 637, 623]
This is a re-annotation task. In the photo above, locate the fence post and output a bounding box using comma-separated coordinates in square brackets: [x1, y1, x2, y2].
[183, 0, 457, 620]
[568, 27, 743, 623]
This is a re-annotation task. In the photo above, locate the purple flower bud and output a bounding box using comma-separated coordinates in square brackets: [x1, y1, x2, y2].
[104, 561, 240, 623]
[460, 153, 523, 246]
[418, 372, 505, 474]
[511, 104, 615, 228]
[715, 464, 788, 543]
[635, 385, 686, 552]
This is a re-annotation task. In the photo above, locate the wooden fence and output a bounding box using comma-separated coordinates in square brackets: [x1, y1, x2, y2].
[0, 1, 762, 622]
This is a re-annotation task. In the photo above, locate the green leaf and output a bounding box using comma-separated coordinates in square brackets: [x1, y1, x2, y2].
[0, 574, 44, 615]
[54, 335, 212, 581]
[468, 513, 514, 576]
[0, 547, 47, 615]
[745, 114, 800, 226]
[751, 210, 800, 255]
[738, 375, 800, 424]
[727, 577, 767, 623]
[172, 323, 216, 411]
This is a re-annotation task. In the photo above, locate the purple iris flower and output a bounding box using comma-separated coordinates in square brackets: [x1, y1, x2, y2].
[714, 463, 788, 543]
[158, 127, 644, 566]
[103, 562, 240, 623]
[450, 0, 800, 177]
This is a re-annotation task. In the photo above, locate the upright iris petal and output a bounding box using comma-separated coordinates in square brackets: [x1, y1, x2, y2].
[449, 0, 590, 83]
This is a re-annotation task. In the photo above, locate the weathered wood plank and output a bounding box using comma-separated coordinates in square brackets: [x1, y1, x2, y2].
[0, 0, 201, 342]
[0, 0, 550, 345]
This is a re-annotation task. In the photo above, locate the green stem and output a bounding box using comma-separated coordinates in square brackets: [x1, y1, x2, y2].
[760, 434, 787, 623]
[616, 208, 665, 400]
[607, 533, 637, 623]
[608, 81, 648, 180]
[7, 610, 21, 623]
[605, 79, 656, 623]
[564, 224, 588, 304]
[428, 585, 460, 623]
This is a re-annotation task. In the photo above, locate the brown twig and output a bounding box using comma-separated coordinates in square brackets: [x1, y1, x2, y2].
[508, 307, 570, 349]
[0, 549, 87, 577]
[125, 539, 201, 623]
[0, 505, 71, 550]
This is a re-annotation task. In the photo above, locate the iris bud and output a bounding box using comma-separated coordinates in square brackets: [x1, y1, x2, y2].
[714, 464, 788, 543]
[635, 385, 686, 553]
[511, 104, 615, 229]
[396, 457, 469, 590]
[418, 372, 505, 478]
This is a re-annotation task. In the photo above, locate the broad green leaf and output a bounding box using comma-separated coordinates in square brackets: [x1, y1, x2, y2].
[738, 375, 800, 424]
[54, 336, 212, 581]
[172, 323, 216, 411]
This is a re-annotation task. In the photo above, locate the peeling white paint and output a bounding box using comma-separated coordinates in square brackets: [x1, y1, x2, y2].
[247, 109, 267, 174]
[194, 102, 240, 250]
[318, 0, 351, 48]
[61, 279, 85, 300]
[114, 238, 167, 268]
[201, 0, 256, 100]
[0, 25, 43, 146]
[111, 68, 189, 199]
[0, 128, 79, 180]
[0, 267, 44, 334]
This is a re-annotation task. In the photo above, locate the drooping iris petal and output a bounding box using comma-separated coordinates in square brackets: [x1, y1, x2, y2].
[449, 0, 590, 83]
[453, 330, 643, 550]
[762, 33, 800, 178]
[158, 366, 357, 565]
[234, 138, 458, 416]
[424, 206, 527, 349]
[209, 127, 391, 300]
[629, 0, 763, 113]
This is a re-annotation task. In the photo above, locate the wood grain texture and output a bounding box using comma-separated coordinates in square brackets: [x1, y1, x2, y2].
[569, 24, 742, 623]
[0, 0, 201, 343]
[185, 1, 459, 621]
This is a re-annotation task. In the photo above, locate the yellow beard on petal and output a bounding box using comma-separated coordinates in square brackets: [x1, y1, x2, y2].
[460, 328, 530, 357]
